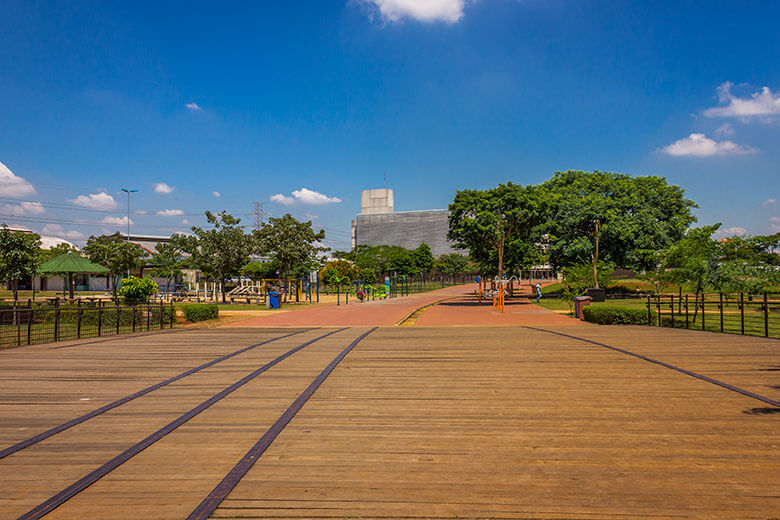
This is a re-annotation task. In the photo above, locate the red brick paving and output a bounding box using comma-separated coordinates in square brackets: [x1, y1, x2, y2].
[226, 282, 583, 327]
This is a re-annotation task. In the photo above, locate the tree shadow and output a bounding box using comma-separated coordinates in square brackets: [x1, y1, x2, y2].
[743, 407, 780, 415]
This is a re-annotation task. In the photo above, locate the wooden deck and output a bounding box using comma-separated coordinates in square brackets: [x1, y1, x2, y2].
[0, 325, 777, 519]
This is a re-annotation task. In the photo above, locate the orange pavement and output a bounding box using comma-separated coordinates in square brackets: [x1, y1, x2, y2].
[226, 282, 583, 327]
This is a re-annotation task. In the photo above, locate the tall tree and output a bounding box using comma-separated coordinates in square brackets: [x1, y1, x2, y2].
[84, 232, 148, 298]
[448, 182, 543, 278]
[412, 243, 435, 274]
[254, 214, 328, 279]
[40, 242, 79, 262]
[179, 211, 253, 302]
[0, 226, 41, 301]
[541, 170, 697, 271]
[150, 240, 187, 291]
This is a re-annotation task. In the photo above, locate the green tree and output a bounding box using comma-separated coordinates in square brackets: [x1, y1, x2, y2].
[254, 214, 328, 279]
[664, 224, 720, 295]
[541, 171, 697, 272]
[40, 242, 79, 262]
[150, 240, 187, 290]
[358, 268, 377, 284]
[118, 275, 158, 304]
[83, 232, 147, 298]
[0, 226, 41, 300]
[435, 253, 470, 275]
[320, 259, 358, 283]
[412, 243, 434, 274]
[179, 211, 253, 303]
[240, 260, 279, 281]
[448, 182, 544, 278]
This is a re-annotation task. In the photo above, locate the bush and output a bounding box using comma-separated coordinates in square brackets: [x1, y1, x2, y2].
[582, 304, 651, 325]
[183, 303, 219, 322]
[118, 276, 158, 304]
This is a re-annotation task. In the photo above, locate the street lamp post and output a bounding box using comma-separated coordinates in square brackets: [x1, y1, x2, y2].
[121, 188, 138, 277]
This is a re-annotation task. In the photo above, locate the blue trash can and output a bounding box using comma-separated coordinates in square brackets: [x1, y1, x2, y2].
[268, 292, 281, 309]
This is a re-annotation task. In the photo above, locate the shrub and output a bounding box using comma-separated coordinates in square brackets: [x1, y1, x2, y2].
[582, 304, 652, 325]
[183, 303, 218, 322]
[359, 268, 377, 284]
[118, 276, 158, 304]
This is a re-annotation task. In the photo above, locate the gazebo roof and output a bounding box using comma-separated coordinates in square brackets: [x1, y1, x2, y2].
[39, 251, 109, 274]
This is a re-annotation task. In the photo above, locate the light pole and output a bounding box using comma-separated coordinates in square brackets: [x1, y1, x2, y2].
[121, 188, 137, 277]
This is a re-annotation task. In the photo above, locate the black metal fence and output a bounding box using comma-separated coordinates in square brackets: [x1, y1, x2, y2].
[0, 300, 176, 349]
[646, 292, 780, 339]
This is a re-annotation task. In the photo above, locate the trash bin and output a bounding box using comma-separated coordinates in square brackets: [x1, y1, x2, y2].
[268, 291, 281, 310]
[574, 296, 593, 320]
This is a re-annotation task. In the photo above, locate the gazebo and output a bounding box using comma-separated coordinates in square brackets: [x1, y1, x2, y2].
[38, 252, 109, 299]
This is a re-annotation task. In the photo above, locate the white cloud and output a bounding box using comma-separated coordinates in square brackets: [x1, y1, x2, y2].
[70, 192, 118, 210]
[156, 209, 184, 216]
[713, 123, 734, 138]
[714, 226, 748, 239]
[704, 82, 780, 119]
[102, 216, 133, 226]
[771, 216, 780, 223]
[361, 0, 465, 23]
[154, 182, 175, 194]
[42, 224, 85, 240]
[134, 209, 148, 215]
[304, 213, 320, 220]
[0, 161, 36, 198]
[0, 201, 45, 216]
[764, 199, 777, 205]
[181, 219, 191, 225]
[186, 102, 202, 111]
[20, 201, 44, 214]
[270, 193, 295, 205]
[292, 188, 342, 204]
[212, 191, 220, 198]
[661, 133, 757, 157]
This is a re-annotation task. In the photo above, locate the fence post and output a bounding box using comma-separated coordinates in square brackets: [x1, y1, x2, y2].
[76, 300, 82, 339]
[27, 299, 32, 345]
[647, 294, 651, 325]
[701, 293, 706, 331]
[719, 293, 724, 333]
[685, 294, 689, 329]
[656, 293, 661, 327]
[170, 301, 174, 328]
[678, 286, 682, 314]
[670, 294, 675, 328]
[740, 292, 745, 335]
[146, 302, 151, 331]
[54, 297, 60, 342]
[159, 300, 164, 330]
[98, 300, 103, 337]
[116, 303, 120, 335]
[764, 292, 769, 338]
[15, 300, 21, 347]
[132, 305, 137, 333]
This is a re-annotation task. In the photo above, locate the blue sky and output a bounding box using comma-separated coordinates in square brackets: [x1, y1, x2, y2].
[1, 0, 779, 251]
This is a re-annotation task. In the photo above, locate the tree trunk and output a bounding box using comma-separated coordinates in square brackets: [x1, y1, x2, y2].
[592, 219, 600, 289]
[12, 279, 18, 301]
[497, 237, 505, 280]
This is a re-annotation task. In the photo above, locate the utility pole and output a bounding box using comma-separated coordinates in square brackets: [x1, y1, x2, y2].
[121, 188, 138, 277]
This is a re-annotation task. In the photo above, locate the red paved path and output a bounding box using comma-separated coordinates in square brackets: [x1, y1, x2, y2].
[226, 282, 583, 327]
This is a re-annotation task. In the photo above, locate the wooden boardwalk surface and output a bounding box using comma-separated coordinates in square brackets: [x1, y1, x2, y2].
[0, 325, 777, 519]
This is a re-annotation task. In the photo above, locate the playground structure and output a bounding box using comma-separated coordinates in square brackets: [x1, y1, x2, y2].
[150, 279, 319, 305]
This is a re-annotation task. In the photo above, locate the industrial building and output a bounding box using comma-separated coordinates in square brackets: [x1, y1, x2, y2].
[350, 189, 456, 257]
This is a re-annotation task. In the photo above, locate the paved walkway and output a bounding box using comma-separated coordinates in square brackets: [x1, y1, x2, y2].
[227, 283, 579, 327]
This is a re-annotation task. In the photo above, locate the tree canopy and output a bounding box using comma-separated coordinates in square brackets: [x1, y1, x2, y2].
[0, 226, 41, 300]
[448, 182, 544, 277]
[540, 170, 697, 271]
[254, 213, 328, 279]
[83, 232, 147, 296]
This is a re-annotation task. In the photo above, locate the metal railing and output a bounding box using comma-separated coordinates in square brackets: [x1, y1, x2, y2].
[645, 292, 779, 339]
[0, 300, 176, 349]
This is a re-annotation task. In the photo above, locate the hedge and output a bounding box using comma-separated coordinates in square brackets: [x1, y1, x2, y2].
[582, 304, 651, 325]
[182, 304, 219, 322]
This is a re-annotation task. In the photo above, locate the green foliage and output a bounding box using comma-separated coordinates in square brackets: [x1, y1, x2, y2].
[118, 276, 158, 304]
[434, 253, 471, 275]
[321, 260, 358, 283]
[562, 261, 615, 293]
[149, 240, 186, 288]
[0, 225, 42, 300]
[254, 214, 328, 279]
[664, 224, 721, 293]
[240, 260, 278, 281]
[358, 268, 377, 284]
[411, 243, 434, 273]
[582, 304, 650, 325]
[83, 232, 148, 295]
[182, 303, 219, 322]
[334, 245, 422, 276]
[40, 242, 78, 262]
[448, 182, 544, 277]
[541, 170, 697, 271]
[709, 260, 780, 294]
[178, 212, 253, 298]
